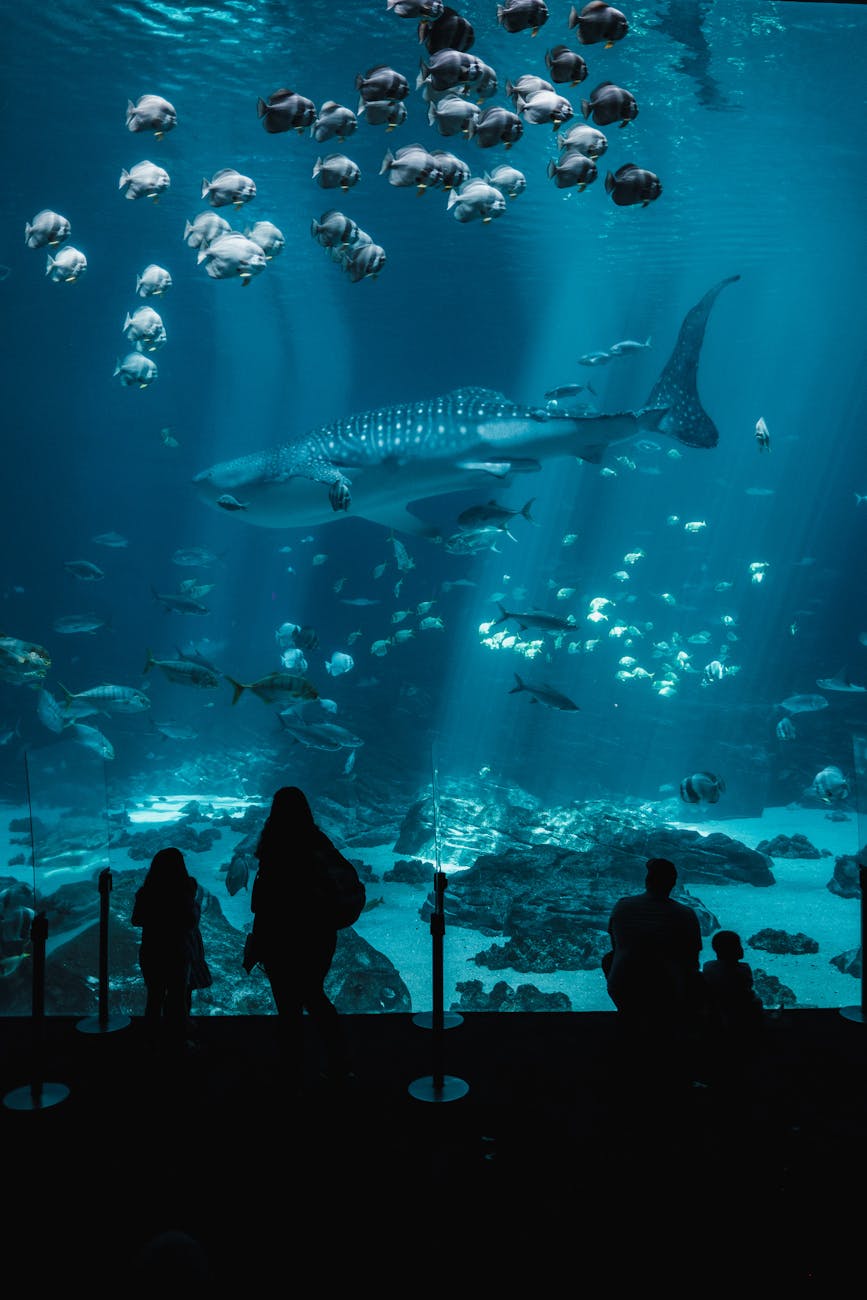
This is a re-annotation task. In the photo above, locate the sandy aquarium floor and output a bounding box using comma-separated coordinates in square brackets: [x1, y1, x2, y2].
[1, 798, 863, 1014]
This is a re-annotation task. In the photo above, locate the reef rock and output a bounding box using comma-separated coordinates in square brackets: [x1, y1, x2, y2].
[747, 928, 819, 955]
[827, 852, 866, 900]
[451, 978, 572, 1012]
[830, 946, 862, 980]
[755, 833, 826, 859]
[383, 858, 431, 885]
[753, 968, 797, 1008]
[397, 788, 774, 886]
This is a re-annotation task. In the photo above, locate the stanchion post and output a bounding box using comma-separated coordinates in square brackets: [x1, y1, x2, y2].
[408, 750, 469, 1102]
[77, 868, 130, 1036]
[4, 911, 70, 1111]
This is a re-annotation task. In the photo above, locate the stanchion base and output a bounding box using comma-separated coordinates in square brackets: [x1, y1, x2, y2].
[408, 1074, 470, 1103]
[76, 1013, 131, 1035]
[840, 1006, 866, 1024]
[4, 1082, 70, 1111]
[413, 1011, 463, 1030]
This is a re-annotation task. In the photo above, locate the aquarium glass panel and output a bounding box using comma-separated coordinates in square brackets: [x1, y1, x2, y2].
[1, 0, 865, 1016]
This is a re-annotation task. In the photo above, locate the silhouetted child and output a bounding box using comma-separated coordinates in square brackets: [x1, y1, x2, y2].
[702, 929, 764, 1045]
[132, 847, 205, 1052]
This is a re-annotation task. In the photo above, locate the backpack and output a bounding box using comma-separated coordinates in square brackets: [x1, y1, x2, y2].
[319, 841, 366, 929]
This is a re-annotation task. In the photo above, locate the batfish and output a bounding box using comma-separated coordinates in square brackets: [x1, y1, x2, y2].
[194, 275, 739, 538]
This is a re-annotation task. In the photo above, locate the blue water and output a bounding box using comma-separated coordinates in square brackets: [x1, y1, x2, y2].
[1, 1, 866, 1012]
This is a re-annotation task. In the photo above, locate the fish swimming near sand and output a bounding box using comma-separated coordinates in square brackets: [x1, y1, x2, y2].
[194, 276, 739, 537]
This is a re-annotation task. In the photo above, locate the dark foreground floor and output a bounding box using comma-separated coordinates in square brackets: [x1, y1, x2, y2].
[2, 1007, 867, 1290]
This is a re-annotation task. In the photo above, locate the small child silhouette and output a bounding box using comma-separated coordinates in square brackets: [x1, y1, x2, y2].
[702, 929, 764, 1038]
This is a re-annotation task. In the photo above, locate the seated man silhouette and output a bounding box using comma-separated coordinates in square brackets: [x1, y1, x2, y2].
[605, 857, 703, 1049]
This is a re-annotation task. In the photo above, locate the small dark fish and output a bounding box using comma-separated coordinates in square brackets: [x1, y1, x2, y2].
[224, 852, 254, 896]
[508, 673, 579, 712]
[311, 210, 359, 248]
[355, 65, 409, 103]
[547, 152, 597, 190]
[257, 88, 316, 134]
[497, 0, 549, 35]
[544, 383, 596, 400]
[363, 103, 409, 137]
[344, 242, 386, 282]
[430, 150, 471, 190]
[418, 49, 480, 93]
[217, 494, 248, 511]
[581, 82, 638, 128]
[679, 771, 725, 805]
[493, 603, 576, 633]
[458, 498, 536, 532]
[152, 587, 210, 615]
[64, 559, 105, 581]
[421, 5, 475, 53]
[544, 45, 588, 85]
[469, 105, 523, 149]
[604, 163, 662, 207]
[568, 2, 628, 47]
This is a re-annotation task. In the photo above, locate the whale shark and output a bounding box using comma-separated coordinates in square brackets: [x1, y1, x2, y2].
[194, 274, 739, 538]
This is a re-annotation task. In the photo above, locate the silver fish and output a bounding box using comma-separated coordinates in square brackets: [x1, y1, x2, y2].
[123, 306, 166, 351]
[25, 209, 70, 249]
[516, 90, 573, 127]
[114, 353, 157, 387]
[136, 264, 172, 297]
[311, 101, 358, 142]
[245, 221, 285, 259]
[183, 212, 231, 249]
[558, 122, 607, 157]
[197, 232, 267, 284]
[119, 160, 170, 201]
[313, 154, 361, 190]
[447, 178, 506, 223]
[201, 168, 256, 208]
[46, 247, 86, 282]
[126, 94, 177, 138]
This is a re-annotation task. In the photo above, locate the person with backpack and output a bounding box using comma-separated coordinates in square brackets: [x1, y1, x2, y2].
[248, 786, 358, 1086]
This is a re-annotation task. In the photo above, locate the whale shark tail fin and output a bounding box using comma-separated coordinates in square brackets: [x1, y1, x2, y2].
[646, 274, 740, 449]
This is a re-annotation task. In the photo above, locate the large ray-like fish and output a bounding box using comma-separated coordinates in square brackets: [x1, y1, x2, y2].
[194, 275, 739, 537]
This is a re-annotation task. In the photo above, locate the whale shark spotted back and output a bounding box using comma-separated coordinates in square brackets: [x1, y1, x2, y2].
[193, 274, 739, 534]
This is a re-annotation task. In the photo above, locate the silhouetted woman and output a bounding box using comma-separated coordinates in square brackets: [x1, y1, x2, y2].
[132, 846, 203, 1051]
[250, 786, 350, 1083]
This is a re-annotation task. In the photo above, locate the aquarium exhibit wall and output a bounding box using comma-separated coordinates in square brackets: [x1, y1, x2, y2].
[1, 1, 865, 1018]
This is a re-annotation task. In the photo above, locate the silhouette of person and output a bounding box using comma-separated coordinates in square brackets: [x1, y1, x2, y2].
[131, 847, 203, 1052]
[250, 786, 351, 1084]
[605, 857, 704, 1067]
[702, 929, 764, 1040]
